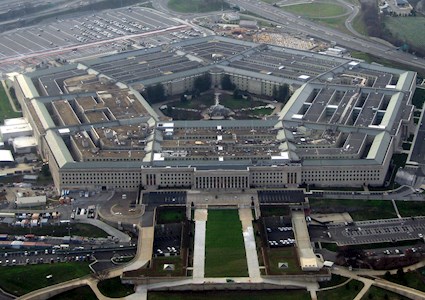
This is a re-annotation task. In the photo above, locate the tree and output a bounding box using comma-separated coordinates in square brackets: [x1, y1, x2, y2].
[193, 73, 212, 93]
[233, 89, 242, 99]
[221, 74, 235, 90]
[41, 164, 51, 177]
[276, 84, 290, 104]
[146, 83, 166, 103]
[9, 87, 16, 100]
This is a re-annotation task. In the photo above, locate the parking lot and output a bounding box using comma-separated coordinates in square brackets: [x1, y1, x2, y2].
[263, 216, 295, 248]
[0, 6, 203, 74]
[142, 191, 187, 207]
[328, 217, 425, 246]
[0, 246, 135, 271]
[258, 190, 305, 204]
[153, 223, 182, 257]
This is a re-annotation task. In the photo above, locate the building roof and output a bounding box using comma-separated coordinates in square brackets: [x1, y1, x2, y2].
[0, 150, 14, 162]
[17, 36, 416, 171]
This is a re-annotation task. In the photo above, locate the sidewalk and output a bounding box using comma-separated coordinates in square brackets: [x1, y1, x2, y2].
[239, 208, 261, 280]
[193, 209, 208, 279]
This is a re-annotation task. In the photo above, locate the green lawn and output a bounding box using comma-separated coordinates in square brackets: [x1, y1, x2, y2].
[205, 210, 248, 277]
[260, 205, 290, 217]
[315, 15, 350, 33]
[124, 256, 185, 277]
[396, 201, 425, 217]
[169, 93, 215, 109]
[148, 290, 311, 300]
[361, 285, 410, 300]
[249, 107, 274, 116]
[382, 269, 425, 293]
[352, 13, 368, 36]
[384, 16, 425, 50]
[317, 280, 364, 300]
[49, 286, 97, 300]
[168, 0, 230, 13]
[156, 206, 187, 224]
[309, 199, 397, 221]
[0, 262, 91, 296]
[319, 274, 348, 288]
[217, 94, 266, 110]
[0, 81, 21, 123]
[0, 223, 109, 238]
[267, 247, 301, 274]
[282, 2, 347, 18]
[97, 276, 134, 298]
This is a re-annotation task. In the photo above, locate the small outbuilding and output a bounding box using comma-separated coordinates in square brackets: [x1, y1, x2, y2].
[15, 195, 47, 208]
[0, 149, 16, 167]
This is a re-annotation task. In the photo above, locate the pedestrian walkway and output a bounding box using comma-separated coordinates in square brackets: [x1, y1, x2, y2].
[239, 208, 261, 280]
[391, 199, 402, 219]
[193, 209, 208, 279]
[353, 281, 372, 300]
[123, 226, 154, 272]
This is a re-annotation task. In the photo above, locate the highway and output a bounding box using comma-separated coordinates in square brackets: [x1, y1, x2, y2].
[228, 0, 425, 73]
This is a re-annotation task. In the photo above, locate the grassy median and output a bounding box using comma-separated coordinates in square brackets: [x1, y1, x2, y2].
[205, 210, 248, 277]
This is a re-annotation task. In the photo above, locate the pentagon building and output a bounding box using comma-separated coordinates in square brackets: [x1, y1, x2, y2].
[13, 36, 416, 192]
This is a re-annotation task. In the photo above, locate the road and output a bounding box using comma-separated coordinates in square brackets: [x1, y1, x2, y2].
[225, 0, 425, 73]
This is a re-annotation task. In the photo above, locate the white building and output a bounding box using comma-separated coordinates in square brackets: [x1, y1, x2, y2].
[12, 136, 37, 154]
[0, 121, 32, 143]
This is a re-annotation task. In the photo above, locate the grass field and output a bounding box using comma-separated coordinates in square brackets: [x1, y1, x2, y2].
[0, 82, 21, 123]
[361, 285, 410, 300]
[205, 210, 248, 277]
[168, 0, 230, 13]
[315, 15, 350, 33]
[260, 205, 290, 217]
[169, 93, 215, 109]
[156, 206, 186, 224]
[352, 13, 368, 36]
[382, 269, 425, 293]
[309, 199, 397, 221]
[267, 247, 301, 274]
[125, 256, 185, 277]
[148, 290, 311, 300]
[317, 280, 364, 300]
[249, 107, 274, 116]
[282, 2, 347, 18]
[49, 286, 97, 300]
[219, 94, 264, 110]
[0, 223, 109, 238]
[384, 16, 425, 50]
[0, 262, 91, 296]
[97, 277, 134, 298]
[396, 201, 425, 217]
[319, 274, 348, 288]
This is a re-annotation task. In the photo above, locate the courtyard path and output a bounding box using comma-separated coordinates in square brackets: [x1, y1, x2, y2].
[239, 208, 261, 280]
[193, 209, 208, 279]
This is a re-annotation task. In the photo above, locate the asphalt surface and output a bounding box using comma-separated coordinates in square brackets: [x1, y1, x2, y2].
[328, 217, 425, 246]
